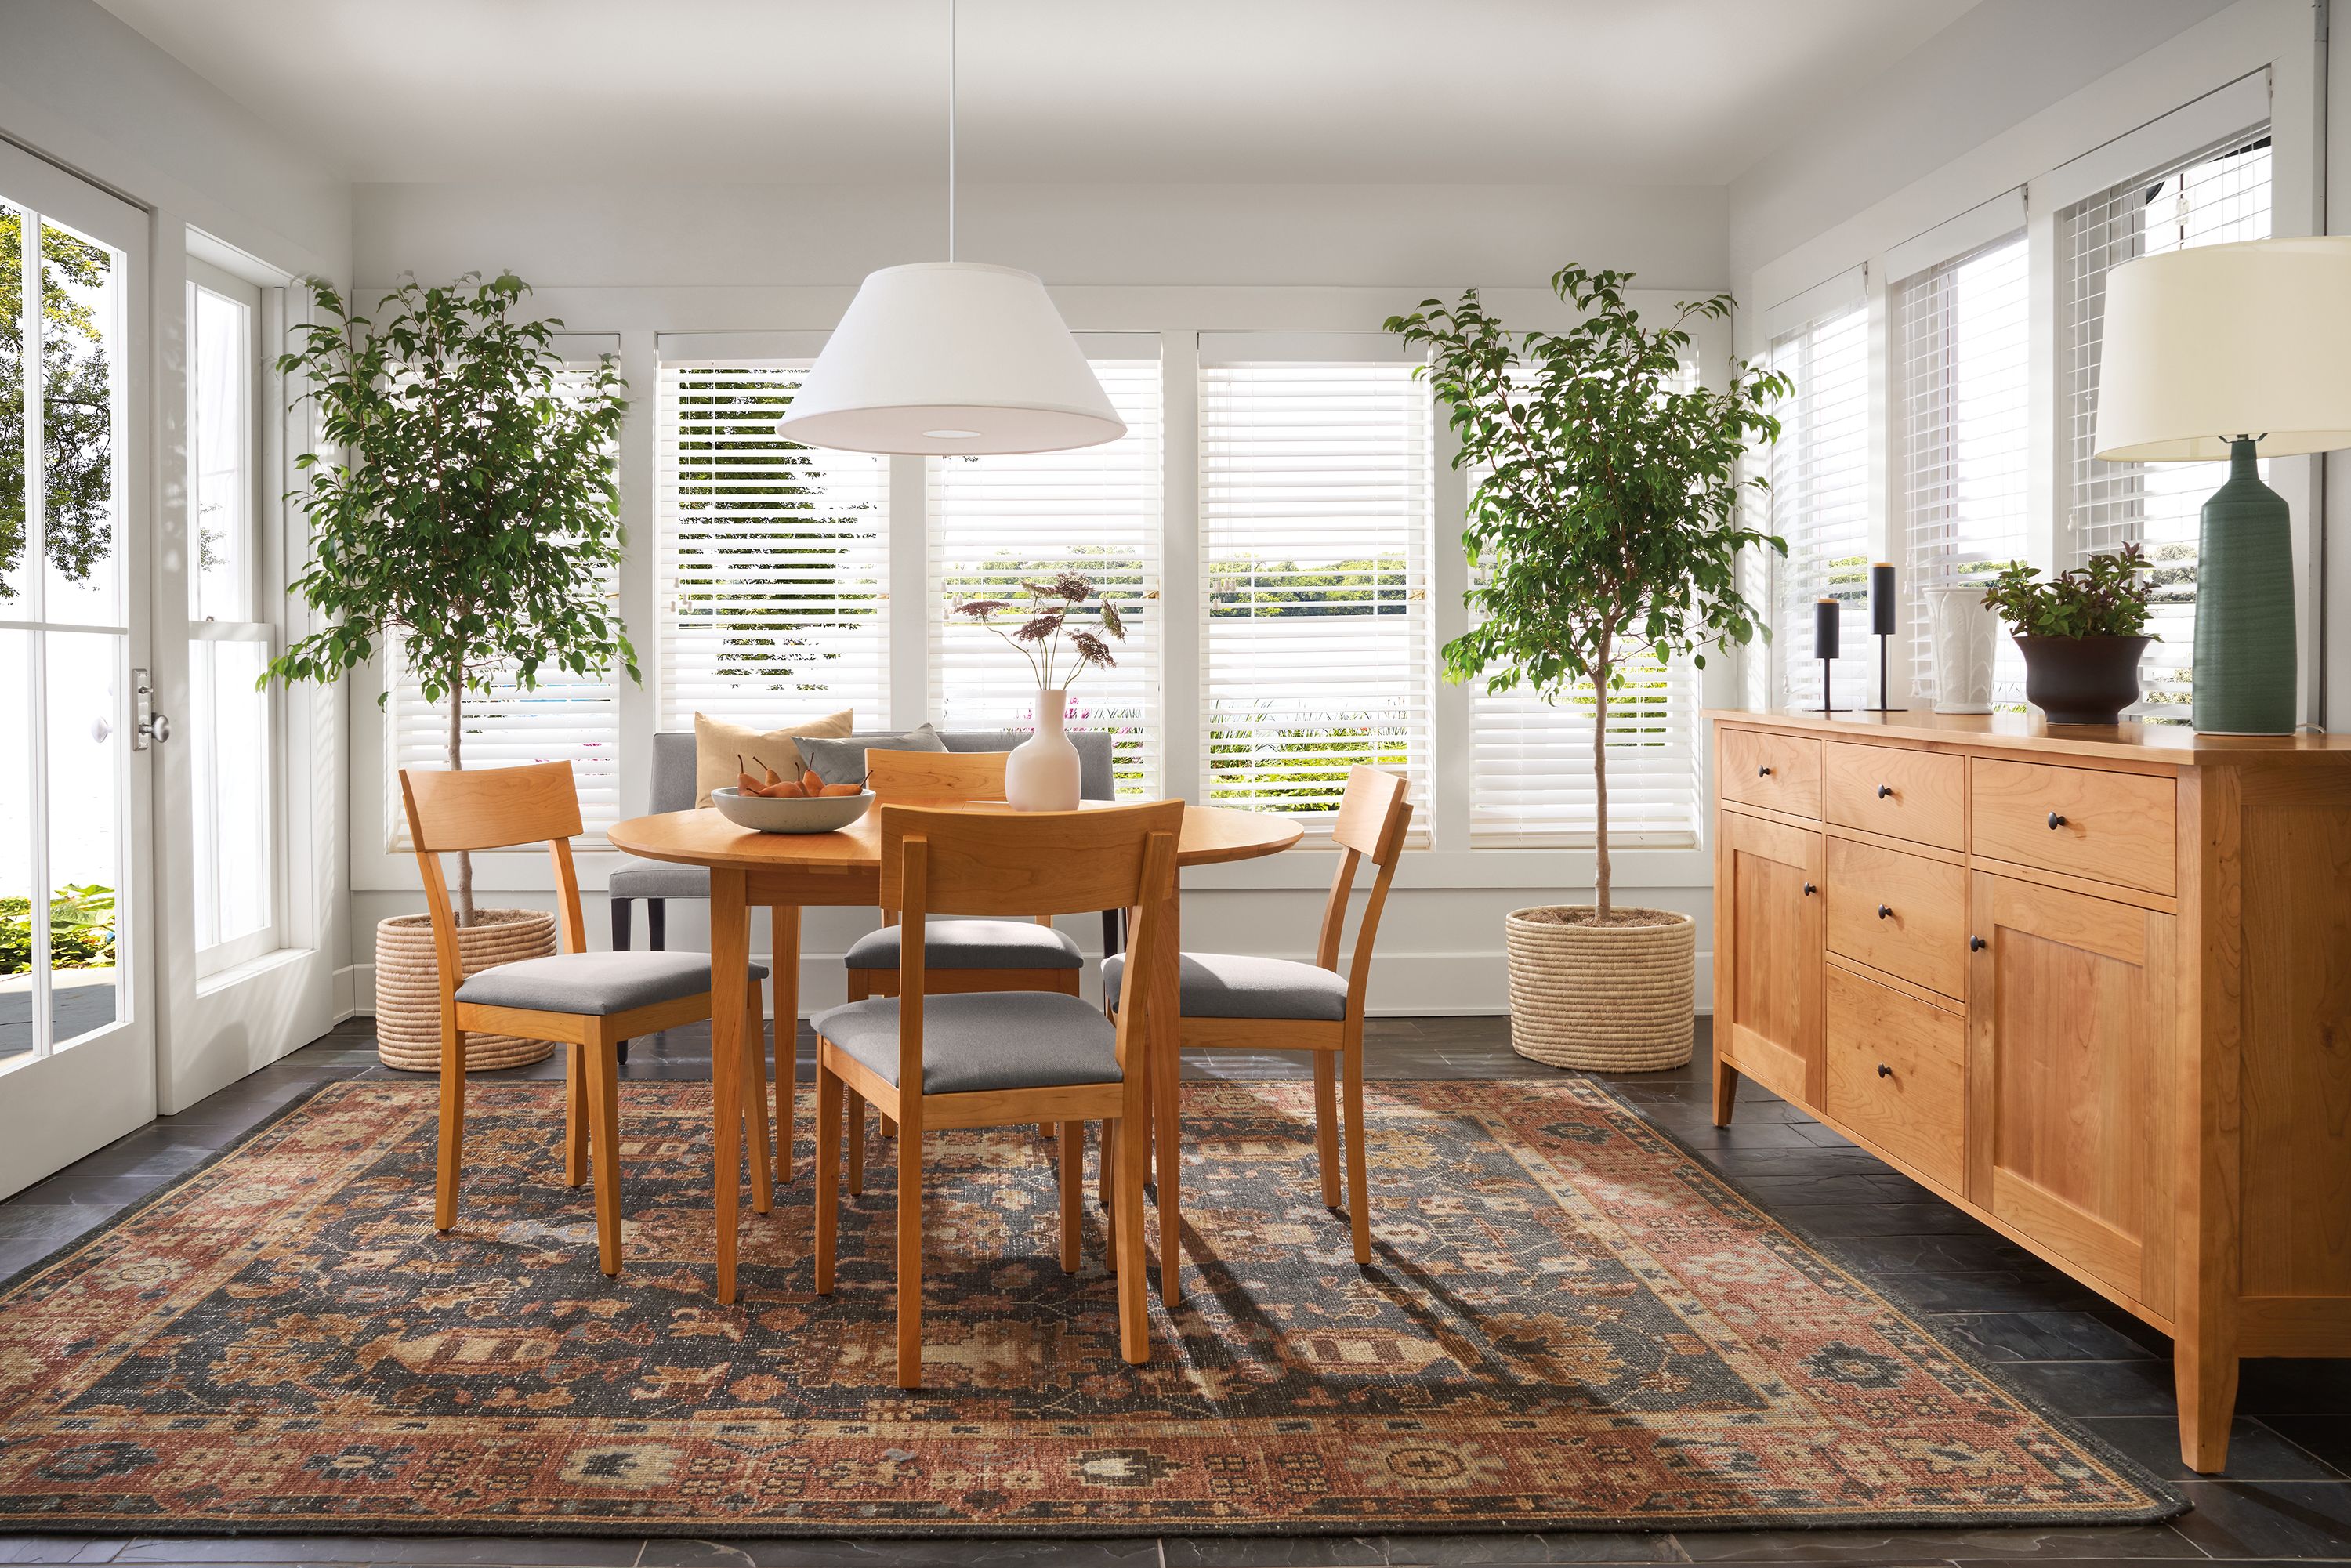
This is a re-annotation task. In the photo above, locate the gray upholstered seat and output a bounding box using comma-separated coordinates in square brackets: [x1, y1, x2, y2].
[1101, 951, 1349, 1022]
[843, 918, 1083, 972]
[607, 859, 712, 899]
[456, 950, 769, 1017]
[811, 991, 1120, 1095]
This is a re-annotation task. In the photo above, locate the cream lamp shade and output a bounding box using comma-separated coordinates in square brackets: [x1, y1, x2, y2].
[2094, 235, 2351, 462]
[773, 262, 1125, 456]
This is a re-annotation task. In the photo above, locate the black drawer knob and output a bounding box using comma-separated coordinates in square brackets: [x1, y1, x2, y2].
[1969, 935, 1987, 951]
[1876, 904, 1893, 920]
[1802, 882, 1817, 896]
[1876, 1063, 1893, 1079]
[2047, 810, 2067, 830]
[1759, 765, 1773, 777]
[1876, 783, 1894, 798]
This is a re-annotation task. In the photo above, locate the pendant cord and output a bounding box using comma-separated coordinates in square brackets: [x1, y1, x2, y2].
[946, 0, 956, 263]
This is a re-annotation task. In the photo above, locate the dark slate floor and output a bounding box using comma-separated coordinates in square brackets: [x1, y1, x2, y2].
[4, 1016, 2350, 1566]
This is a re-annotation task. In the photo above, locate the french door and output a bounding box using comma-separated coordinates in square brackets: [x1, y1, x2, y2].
[0, 141, 155, 1198]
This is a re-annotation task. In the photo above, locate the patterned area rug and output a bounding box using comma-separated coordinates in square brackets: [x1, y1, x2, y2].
[0, 1077, 2177, 1536]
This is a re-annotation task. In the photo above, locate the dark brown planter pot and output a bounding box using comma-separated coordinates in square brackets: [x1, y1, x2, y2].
[2014, 634, 2150, 726]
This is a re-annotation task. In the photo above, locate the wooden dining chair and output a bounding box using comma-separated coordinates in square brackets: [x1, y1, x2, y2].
[843, 748, 1085, 1175]
[399, 761, 776, 1275]
[1102, 765, 1410, 1265]
[813, 798, 1183, 1386]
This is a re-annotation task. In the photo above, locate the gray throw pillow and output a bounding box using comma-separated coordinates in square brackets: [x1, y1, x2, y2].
[800, 724, 947, 786]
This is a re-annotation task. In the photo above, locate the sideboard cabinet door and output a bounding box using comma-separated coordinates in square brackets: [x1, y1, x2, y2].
[1967, 871, 2178, 1316]
[1715, 810, 1825, 1109]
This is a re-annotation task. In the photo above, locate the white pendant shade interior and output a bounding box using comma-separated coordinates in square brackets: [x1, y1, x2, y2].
[774, 0, 1122, 456]
[2093, 235, 2351, 462]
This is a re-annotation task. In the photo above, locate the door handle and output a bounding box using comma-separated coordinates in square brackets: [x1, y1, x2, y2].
[1970, 935, 1987, 951]
[2047, 810, 2067, 830]
[1877, 783, 1894, 798]
[1802, 882, 1817, 896]
[1758, 765, 1773, 777]
[1876, 904, 1893, 920]
[1876, 1063, 1893, 1079]
[138, 713, 172, 745]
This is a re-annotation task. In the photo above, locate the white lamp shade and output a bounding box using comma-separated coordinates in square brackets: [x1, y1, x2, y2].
[2094, 235, 2351, 462]
[774, 261, 1125, 455]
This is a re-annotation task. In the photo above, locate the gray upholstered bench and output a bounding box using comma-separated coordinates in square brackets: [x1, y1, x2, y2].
[607, 729, 1123, 1059]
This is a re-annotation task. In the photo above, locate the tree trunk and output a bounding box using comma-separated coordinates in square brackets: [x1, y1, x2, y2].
[448, 675, 475, 928]
[1591, 672, 1612, 924]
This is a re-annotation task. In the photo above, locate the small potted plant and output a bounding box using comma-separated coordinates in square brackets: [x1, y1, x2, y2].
[1980, 544, 2154, 725]
[951, 572, 1125, 809]
[1387, 265, 1788, 1072]
[270, 273, 634, 1070]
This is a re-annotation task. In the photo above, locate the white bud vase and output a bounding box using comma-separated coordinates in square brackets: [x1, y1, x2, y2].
[1005, 689, 1081, 810]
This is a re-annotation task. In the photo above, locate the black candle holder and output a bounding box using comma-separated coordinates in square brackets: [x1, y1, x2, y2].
[1813, 597, 1848, 714]
[1861, 562, 1907, 713]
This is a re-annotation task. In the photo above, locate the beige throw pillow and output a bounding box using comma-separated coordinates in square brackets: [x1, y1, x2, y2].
[692, 709, 855, 807]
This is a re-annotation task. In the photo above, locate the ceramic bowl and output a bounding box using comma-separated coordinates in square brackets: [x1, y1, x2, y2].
[712, 787, 874, 835]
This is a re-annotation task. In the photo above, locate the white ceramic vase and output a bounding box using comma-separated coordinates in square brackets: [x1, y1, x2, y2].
[1006, 689, 1081, 810]
[1925, 585, 1997, 713]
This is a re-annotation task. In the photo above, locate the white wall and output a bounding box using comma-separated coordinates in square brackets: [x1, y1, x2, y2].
[342, 179, 1735, 1018]
[2, 0, 355, 1110]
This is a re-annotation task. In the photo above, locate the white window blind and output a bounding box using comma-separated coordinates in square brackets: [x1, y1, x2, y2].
[1462, 367, 1702, 847]
[385, 365, 621, 847]
[2062, 128, 2271, 719]
[657, 361, 891, 731]
[1768, 306, 1872, 708]
[1199, 362, 1432, 821]
[1896, 232, 2029, 704]
[928, 360, 1162, 794]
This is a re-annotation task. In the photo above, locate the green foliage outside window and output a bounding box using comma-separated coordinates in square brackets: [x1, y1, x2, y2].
[0, 212, 114, 596]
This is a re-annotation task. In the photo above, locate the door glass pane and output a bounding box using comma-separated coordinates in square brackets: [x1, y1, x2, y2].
[2, 202, 25, 607]
[190, 637, 271, 953]
[40, 219, 121, 628]
[190, 284, 250, 622]
[0, 631, 31, 1064]
[45, 633, 122, 1049]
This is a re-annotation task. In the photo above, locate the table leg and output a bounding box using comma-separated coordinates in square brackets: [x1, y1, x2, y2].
[1152, 879, 1183, 1309]
[771, 903, 801, 1183]
[709, 867, 749, 1305]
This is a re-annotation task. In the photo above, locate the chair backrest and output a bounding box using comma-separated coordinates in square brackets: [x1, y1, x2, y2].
[1313, 766, 1413, 1021]
[868, 748, 1009, 804]
[882, 800, 1183, 1101]
[647, 726, 1118, 812]
[399, 762, 589, 994]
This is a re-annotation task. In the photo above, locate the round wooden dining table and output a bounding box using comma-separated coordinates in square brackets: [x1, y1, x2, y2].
[607, 799, 1303, 1304]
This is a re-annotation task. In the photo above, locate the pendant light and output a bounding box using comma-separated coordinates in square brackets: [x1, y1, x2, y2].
[775, 0, 1124, 455]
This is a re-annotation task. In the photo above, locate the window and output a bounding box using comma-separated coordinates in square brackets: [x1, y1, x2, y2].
[657, 360, 890, 732]
[1199, 360, 1432, 820]
[2063, 129, 2272, 717]
[1768, 305, 1872, 708]
[1462, 367, 1703, 847]
[185, 263, 277, 968]
[386, 363, 624, 844]
[928, 358, 1162, 793]
[1896, 232, 2029, 704]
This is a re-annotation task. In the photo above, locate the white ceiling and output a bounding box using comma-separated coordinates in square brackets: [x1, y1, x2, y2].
[96, 0, 1983, 186]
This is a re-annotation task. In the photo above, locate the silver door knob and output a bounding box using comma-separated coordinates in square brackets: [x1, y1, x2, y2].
[138, 712, 171, 744]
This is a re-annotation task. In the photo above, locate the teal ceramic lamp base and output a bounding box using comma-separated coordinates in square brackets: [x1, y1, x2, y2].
[2192, 439, 2297, 735]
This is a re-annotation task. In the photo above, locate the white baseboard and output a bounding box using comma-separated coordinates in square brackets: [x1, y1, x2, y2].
[342, 951, 1713, 1019]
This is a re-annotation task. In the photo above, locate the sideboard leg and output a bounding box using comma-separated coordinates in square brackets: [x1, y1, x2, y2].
[1710, 1052, 1739, 1127]
[2175, 1332, 2239, 1473]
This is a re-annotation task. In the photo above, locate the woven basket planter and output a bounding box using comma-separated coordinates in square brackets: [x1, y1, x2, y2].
[1504, 906, 1695, 1073]
[373, 909, 559, 1073]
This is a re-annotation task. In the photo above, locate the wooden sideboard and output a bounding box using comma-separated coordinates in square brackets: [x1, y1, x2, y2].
[1708, 709, 2351, 1473]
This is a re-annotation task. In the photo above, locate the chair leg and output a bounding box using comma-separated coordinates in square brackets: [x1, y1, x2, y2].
[814, 1062, 841, 1295]
[610, 900, 632, 1064]
[1342, 1034, 1371, 1266]
[647, 897, 668, 951]
[846, 1087, 867, 1196]
[744, 990, 774, 1215]
[897, 1116, 924, 1389]
[1114, 1098, 1150, 1364]
[1311, 1051, 1342, 1208]
[1100, 1123, 1119, 1270]
[1057, 1121, 1083, 1273]
[564, 1041, 589, 1188]
[435, 1019, 466, 1233]
[585, 1036, 624, 1276]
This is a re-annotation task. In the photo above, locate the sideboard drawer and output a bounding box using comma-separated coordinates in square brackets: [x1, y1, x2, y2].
[1971, 758, 2176, 896]
[1825, 742, 1965, 849]
[1826, 835, 1968, 998]
[1825, 963, 1966, 1191]
[1720, 728, 1821, 819]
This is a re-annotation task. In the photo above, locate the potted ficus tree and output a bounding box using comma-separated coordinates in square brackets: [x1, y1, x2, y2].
[1387, 264, 1788, 1071]
[270, 272, 634, 1070]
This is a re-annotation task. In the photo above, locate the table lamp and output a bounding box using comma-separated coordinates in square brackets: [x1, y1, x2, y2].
[2093, 236, 2351, 734]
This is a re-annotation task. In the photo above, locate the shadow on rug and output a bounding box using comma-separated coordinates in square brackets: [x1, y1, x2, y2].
[0, 1076, 2179, 1536]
